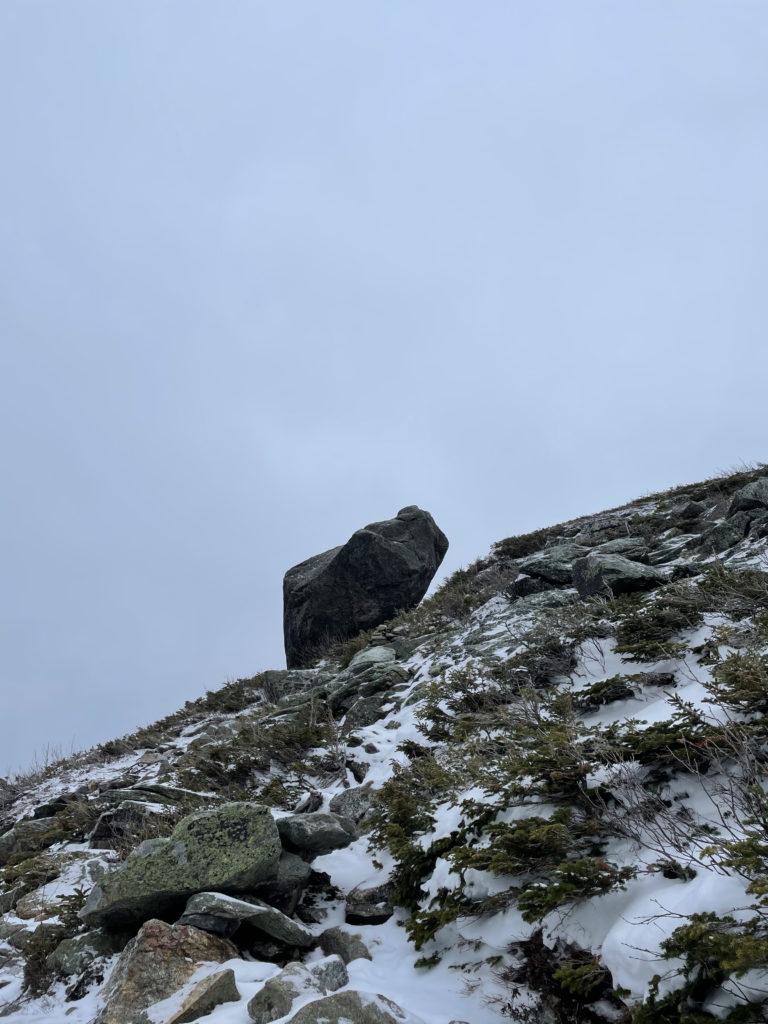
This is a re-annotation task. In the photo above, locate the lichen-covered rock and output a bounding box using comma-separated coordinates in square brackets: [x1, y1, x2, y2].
[595, 537, 649, 561]
[572, 553, 664, 597]
[277, 812, 358, 856]
[283, 506, 448, 668]
[98, 919, 239, 1024]
[308, 953, 349, 991]
[178, 891, 313, 947]
[319, 926, 372, 963]
[81, 803, 280, 928]
[247, 961, 324, 1024]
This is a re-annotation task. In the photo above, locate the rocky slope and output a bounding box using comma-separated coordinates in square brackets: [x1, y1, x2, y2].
[3, 467, 768, 1023]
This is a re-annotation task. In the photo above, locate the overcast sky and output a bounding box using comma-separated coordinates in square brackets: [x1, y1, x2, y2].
[2, 1, 767, 776]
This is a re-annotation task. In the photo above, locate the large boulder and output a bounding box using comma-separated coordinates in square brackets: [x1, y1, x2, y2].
[81, 803, 281, 928]
[97, 919, 239, 1024]
[283, 506, 448, 668]
[572, 553, 664, 598]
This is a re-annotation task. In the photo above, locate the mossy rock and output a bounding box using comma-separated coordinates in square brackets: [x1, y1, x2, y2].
[81, 803, 281, 928]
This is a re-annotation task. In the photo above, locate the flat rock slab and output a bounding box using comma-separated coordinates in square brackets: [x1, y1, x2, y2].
[81, 803, 281, 928]
[178, 891, 313, 947]
[166, 968, 240, 1024]
[277, 812, 358, 856]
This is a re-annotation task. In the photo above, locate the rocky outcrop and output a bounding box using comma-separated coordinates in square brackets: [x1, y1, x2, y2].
[518, 543, 589, 584]
[728, 477, 768, 515]
[81, 803, 281, 928]
[97, 919, 239, 1024]
[283, 506, 448, 668]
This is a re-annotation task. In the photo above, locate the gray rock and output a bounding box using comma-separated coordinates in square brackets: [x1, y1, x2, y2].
[250, 851, 313, 915]
[696, 511, 755, 556]
[348, 647, 397, 675]
[0, 818, 61, 866]
[506, 575, 554, 600]
[81, 803, 281, 928]
[344, 697, 384, 730]
[247, 962, 325, 1024]
[596, 537, 649, 561]
[572, 553, 664, 598]
[277, 812, 358, 856]
[309, 953, 349, 992]
[178, 891, 313, 947]
[329, 785, 376, 824]
[88, 801, 152, 849]
[319, 926, 372, 964]
[47, 929, 126, 976]
[728, 477, 768, 515]
[283, 506, 448, 668]
[518, 543, 589, 584]
[287, 990, 424, 1024]
[166, 969, 240, 1024]
[345, 882, 394, 926]
[97, 919, 239, 1024]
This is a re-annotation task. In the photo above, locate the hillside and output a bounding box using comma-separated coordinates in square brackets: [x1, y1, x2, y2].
[3, 466, 768, 1023]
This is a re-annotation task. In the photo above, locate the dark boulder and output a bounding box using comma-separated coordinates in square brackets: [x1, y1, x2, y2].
[572, 553, 664, 598]
[283, 507, 448, 668]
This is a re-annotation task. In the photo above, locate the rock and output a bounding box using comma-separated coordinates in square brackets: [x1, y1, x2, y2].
[0, 818, 62, 866]
[177, 891, 313, 947]
[88, 801, 152, 850]
[345, 882, 394, 926]
[348, 647, 397, 675]
[277, 812, 358, 856]
[309, 953, 349, 991]
[696, 511, 755, 556]
[728, 477, 768, 515]
[166, 968, 240, 1024]
[30, 792, 79, 819]
[98, 919, 239, 1024]
[344, 697, 384, 730]
[250, 851, 313, 915]
[247, 961, 324, 1024]
[319, 926, 372, 964]
[287, 990, 424, 1024]
[572, 553, 664, 598]
[81, 803, 281, 928]
[518, 544, 589, 584]
[329, 785, 376, 824]
[506, 575, 554, 600]
[47, 929, 126, 976]
[283, 506, 448, 668]
[596, 537, 649, 561]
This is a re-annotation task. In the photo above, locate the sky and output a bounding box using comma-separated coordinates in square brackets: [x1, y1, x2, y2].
[2, 0, 768, 776]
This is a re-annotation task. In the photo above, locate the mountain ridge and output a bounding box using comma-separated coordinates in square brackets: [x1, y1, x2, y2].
[3, 464, 768, 1023]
